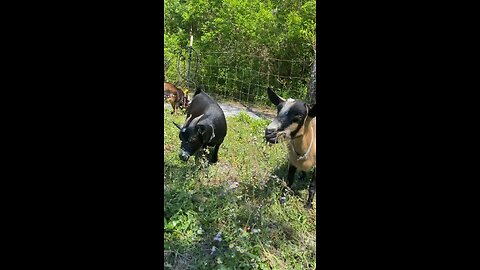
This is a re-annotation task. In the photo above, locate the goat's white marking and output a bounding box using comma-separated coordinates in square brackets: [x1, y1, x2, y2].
[278, 99, 296, 117]
[209, 124, 216, 141]
[266, 118, 281, 130]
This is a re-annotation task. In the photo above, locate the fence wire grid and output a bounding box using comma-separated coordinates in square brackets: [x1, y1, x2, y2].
[165, 51, 314, 107]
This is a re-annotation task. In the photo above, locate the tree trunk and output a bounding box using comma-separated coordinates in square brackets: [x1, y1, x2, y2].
[307, 49, 316, 104]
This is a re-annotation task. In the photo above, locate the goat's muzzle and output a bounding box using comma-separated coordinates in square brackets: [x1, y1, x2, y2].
[179, 149, 190, 162]
[265, 128, 282, 144]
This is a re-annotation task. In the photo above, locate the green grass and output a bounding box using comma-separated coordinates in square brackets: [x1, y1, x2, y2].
[164, 110, 316, 270]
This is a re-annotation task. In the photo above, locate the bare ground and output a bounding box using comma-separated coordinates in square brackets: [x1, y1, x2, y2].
[164, 100, 276, 120]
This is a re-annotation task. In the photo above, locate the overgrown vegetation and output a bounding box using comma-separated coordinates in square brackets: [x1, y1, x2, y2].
[164, 0, 316, 106]
[164, 111, 316, 269]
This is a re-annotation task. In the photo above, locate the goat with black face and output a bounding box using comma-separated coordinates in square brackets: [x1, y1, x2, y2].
[173, 87, 227, 163]
[264, 87, 317, 209]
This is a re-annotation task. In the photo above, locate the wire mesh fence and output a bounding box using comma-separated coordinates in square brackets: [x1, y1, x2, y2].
[165, 50, 313, 107]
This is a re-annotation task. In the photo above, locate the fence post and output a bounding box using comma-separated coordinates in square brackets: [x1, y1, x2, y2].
[186, 27, 193, 90]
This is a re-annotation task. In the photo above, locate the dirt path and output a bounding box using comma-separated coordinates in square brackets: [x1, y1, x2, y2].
[164, 101, 275, 120]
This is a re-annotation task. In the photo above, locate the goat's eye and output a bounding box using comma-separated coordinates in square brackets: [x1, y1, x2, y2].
[292, 114, 303, 122]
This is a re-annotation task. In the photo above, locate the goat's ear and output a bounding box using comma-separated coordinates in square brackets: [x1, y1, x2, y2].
[308, 104, 317, 118]
[267, 87, 285, 106]
[196, 124, 214, 143]
[194, 85, 204, 96]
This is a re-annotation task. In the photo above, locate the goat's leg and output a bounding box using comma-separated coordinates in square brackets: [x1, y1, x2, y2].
[170, 100, 176, 114]
[305, 168, 316, 209]
[176, 100, 182, 112]
[280, 164, 296, 205]
[299, 171, 307, 182]
[286, 164, 296, 187]
[209, 144, 221, 163]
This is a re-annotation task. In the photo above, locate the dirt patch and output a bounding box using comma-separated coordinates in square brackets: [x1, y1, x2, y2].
[164, 100, 276, 120]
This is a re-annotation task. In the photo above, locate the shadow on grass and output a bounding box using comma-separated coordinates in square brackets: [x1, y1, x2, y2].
[271, 162, 314, 195]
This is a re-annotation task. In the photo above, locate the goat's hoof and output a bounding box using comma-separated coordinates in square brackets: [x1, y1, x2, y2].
[304, 203, 313, 209]
[279, 196, 287, 205]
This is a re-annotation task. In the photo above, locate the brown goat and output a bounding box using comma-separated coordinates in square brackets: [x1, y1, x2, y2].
[164, 82, 189, 114]
[264, 88, 316, 209]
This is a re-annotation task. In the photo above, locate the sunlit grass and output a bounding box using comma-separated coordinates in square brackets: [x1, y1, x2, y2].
[164, 109, 316, 269]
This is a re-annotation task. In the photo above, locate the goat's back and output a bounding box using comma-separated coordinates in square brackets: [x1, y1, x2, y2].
[164, 82, 184, 102]
[187, 90, 227, 142]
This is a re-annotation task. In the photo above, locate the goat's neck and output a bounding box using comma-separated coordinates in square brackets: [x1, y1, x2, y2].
[291, 117, 315, 155]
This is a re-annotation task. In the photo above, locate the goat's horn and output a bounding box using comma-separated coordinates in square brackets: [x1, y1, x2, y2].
[183, 114, 193, 127]
[188, 114, 205, 127]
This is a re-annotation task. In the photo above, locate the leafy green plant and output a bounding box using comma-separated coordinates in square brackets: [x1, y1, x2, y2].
[164, 0, 316, 107]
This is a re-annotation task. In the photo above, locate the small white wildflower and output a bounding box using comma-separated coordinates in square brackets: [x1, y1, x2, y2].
[210, 246, 216, 255]
[213, 231, 222, 242]
[252, 228, 261, 234]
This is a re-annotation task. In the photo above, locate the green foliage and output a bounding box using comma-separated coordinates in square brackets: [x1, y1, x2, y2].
[164, 110, 316, 269]
[164, 0, 316, 107]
